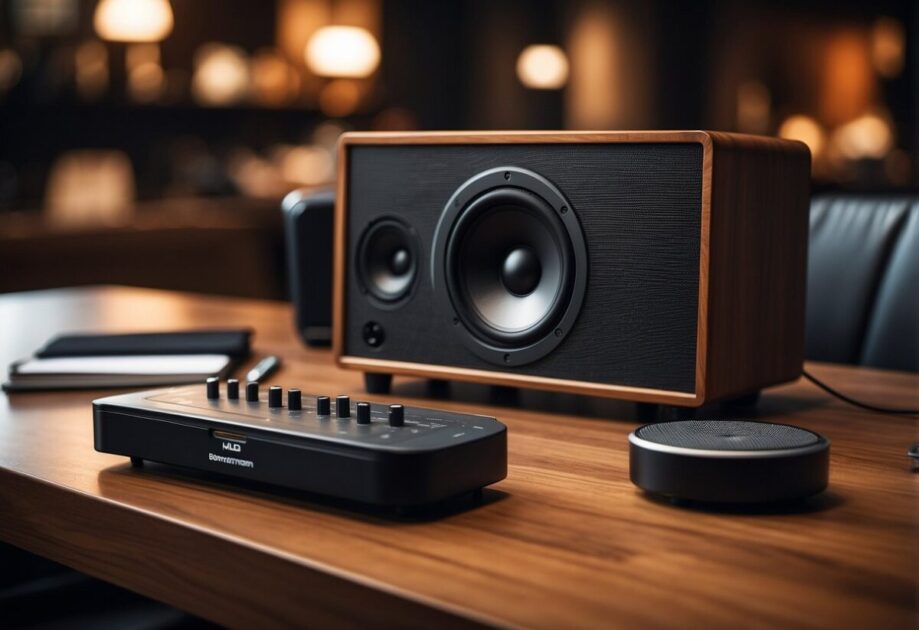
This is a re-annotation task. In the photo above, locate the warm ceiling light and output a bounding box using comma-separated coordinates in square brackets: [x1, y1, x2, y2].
[778, 115, 825, 159]
[94, 0, 174, 43]
[305, 26, 380, 78]
[517, 45, 569, 90]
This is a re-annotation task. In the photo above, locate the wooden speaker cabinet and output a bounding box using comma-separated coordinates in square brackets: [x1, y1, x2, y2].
[333, 131, 810, 407]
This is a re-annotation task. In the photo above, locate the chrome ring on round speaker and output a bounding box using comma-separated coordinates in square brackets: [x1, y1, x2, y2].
[432, 166, 588, 366]
[356, 217, 420, 306]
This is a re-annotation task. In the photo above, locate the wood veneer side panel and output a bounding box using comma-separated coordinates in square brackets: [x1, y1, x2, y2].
[0, 471, 482, 629]
[705, 133, 811, 401]
[693, 132, 715, 404]
[332, 137, 350, 363]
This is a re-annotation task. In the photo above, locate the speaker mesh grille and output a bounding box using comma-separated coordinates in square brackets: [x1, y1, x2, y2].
[345, 143, 703, 393]
[635, 420, 820, 451]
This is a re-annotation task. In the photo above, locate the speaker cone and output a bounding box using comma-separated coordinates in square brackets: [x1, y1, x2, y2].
[433, 167, 588, 366]
[357, 218, 419, 304]
[447, 188, 571, 343]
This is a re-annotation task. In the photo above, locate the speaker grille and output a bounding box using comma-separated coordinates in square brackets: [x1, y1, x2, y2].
[345, 143, 702, 393]
[635, 420, 821, 451]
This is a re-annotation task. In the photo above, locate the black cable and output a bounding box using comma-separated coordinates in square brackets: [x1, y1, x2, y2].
[802, 369, 919, 415]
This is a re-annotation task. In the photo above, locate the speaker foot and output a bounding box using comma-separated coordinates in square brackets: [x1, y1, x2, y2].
[488, 385, 520, 406]
[130, 457, 143, 468]
[364, 372, 393, 395]
[636, 403, 696, 422]
[721, 390, 761, 408]
[426, 379, 451, 398]
[472, 487, 484, 505]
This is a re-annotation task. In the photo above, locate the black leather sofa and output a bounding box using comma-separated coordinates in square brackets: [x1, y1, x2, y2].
[807, 195, 918, 373]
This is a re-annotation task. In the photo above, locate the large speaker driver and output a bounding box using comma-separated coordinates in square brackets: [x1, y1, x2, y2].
[432, 167, 588, 366]
[356, 218, 419, 305]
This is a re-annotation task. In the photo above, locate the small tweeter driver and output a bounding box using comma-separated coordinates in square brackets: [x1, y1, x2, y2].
[629, 420, 830, 504]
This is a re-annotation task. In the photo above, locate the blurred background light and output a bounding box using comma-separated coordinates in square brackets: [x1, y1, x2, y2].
[871, 17, 905, 78]
[779, 115, 826, 159]
[128, 61, 165, 103]
[736, 81, 771, 134]
[318, 79, 362, 117]
[516, 45, 569, 90]
[819, 29, 874, 127]
[191, 43, 250, 106]
[277, 145, 334, 186]
[832, 113, 893, 160]
[227, 149, 284, 198]
[0, 50, 23, 95]
[126, 43, 165, 103]
[75, 40, 110, 100]
[305, 26, 380, 78]
[94, 0, 174, 43]
[312, 121, 349, 149]
[125, 42, 159, 70]
[44, 150, 135, 226]
[251, 48, 301, 107]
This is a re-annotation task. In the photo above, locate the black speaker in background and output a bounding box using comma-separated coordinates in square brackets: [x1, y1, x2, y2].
[282, 189, 334, 346]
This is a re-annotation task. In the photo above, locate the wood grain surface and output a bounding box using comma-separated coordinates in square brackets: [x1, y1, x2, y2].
[1, 286, 916, 628]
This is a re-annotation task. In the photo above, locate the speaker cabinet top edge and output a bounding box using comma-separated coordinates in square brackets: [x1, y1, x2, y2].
[338, 129, 715, 149]
[336, 130, 806, 155]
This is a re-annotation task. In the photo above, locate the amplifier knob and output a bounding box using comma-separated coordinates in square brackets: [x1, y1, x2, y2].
[337, 395, 351, 418]
[227, 379, 239, 400]
[316, 396, 331, 416]
[288, 388, 302, 411]
[268, 386, 282, 408]
[206, 377, 219, 399]
[246, 381, 259, 402]
[389, 404, 404, 427]
[356, 402, 371, 424]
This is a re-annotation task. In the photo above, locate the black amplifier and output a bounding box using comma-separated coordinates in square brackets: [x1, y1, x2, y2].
[93, 379, 507, 508]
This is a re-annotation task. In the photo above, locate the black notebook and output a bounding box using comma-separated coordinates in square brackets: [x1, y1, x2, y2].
[4, 330, 251, 391]
[36, 330, 252, 359]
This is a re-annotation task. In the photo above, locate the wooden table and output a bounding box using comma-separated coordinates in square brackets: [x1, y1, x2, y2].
[1, 286, 916, 628]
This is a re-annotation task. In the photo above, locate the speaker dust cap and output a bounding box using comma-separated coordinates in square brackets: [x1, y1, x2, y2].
[432, 166, 587, 366]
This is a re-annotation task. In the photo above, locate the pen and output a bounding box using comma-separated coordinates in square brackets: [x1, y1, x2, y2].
[246, 355, 282, 382]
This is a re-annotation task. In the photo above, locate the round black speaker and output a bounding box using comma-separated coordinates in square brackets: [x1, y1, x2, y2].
[629, 420, 830, 504]
[356, 218, 419, 305]
[432, 167, 587, 366]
